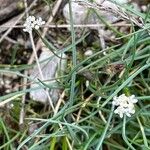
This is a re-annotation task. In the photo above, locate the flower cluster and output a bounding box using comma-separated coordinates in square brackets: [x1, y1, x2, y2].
[23, 16, 45, 33]
[112, 94, 138, 118]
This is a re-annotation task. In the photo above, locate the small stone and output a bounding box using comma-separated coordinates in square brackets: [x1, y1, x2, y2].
[84, 50, 93, 56]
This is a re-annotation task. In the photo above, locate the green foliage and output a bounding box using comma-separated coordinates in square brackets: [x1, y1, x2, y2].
[0, 0, 150, 149]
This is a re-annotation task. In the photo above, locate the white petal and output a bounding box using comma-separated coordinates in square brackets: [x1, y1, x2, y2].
[23, 23, 27, 26]
[112, 101, 117, 106]
[23, 28, 27, 32]
[35, 25, 40, 30]
[131, 98, 138, 103]
[114, 109, 118, 114]
[31, 23, 35, 28]
[129, 109, 135, 114]
[119, 113, 123, 118]
[38, 17, 42, 21]
[31, 16, 36, 21]
[125, 113, 131, 117]
[113, 96, 117, 101]
[41, 21, 45, 25]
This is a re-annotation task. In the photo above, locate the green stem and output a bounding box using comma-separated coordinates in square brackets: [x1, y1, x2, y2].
[96, 105, 114, 150]
[122, 116, 136, 150]
[68, 0, 77, 107]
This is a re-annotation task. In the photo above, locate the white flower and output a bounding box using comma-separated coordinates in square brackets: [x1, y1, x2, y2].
[23, 16, 45, 33]
[113, 94, 138, 118]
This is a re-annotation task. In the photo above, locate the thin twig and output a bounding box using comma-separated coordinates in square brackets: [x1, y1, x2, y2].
[30, 32, 55, 110]
[54, 90, 65, 115]
[0, 94, 23, 107]
[76, 94, 94, 122]
[0, 23, 133, 28]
